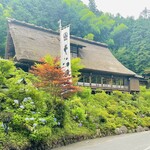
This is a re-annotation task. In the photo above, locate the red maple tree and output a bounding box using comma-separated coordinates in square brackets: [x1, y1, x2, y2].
[30, 55, 79, 99]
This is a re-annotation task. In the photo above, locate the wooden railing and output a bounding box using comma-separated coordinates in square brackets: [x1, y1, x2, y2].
[77, 82, 129, 91]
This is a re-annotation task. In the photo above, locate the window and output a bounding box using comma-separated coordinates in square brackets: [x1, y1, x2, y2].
[91, 75, 96, 83]
[70, 44, 78, 58]
[97, 76, 101, 84]
[83, 73, 90, 83]
[103, 77, 111, 84]
[70, 43, 84, 58]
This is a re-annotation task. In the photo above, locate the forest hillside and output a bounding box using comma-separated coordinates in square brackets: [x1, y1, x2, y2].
[0, 0, 150, 74]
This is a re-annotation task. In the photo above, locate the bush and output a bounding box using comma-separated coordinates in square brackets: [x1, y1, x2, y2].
[0, 58, 150, 149]
[77, 87, 92, 99]
[0, 59, 56, 148]
[30, 126, 52, 141]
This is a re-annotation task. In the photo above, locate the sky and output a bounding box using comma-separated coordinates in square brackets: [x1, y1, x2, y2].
[81, 0, 150, 18]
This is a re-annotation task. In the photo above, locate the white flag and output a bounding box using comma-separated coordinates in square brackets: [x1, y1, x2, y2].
[60, 26, 71, 77]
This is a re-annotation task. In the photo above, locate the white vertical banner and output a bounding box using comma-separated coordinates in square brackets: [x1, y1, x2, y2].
[60, 25, 72, 78]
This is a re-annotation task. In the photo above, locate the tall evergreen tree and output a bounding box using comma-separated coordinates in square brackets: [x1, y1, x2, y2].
[88, 0, 100, 15]
[140, 7, 150, 19]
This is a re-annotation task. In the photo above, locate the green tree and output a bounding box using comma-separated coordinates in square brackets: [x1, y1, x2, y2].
[71, 57, 84, 84]
[0, 0, 150, 75]
[84, 33, 94, 40]
[140, 7, 150, 19]
[88, 0, 100, 15]
[0, 3, 12, 56]
[110, 23, 128, 49]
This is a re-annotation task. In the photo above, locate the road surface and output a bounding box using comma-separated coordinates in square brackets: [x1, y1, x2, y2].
[53, 131, 150, 150]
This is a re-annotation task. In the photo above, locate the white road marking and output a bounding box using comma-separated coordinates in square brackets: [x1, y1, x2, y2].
[144, 146, 150, 150]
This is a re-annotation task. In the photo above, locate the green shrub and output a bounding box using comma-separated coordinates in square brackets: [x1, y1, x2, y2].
[30, 126, 52, 141]
[77, 87, 92, 99]
[140, 117, 150, 127]
[0, 59, 150, 149]
[0, 131, 30, 150]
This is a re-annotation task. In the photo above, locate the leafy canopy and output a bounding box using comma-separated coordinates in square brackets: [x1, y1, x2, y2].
[30, 55, 80, 99]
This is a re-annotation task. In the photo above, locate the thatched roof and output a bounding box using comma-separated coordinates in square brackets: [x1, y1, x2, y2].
[5, 18, 135, 76]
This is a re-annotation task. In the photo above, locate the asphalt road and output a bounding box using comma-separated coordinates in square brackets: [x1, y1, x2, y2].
[53, 131, 150, 150]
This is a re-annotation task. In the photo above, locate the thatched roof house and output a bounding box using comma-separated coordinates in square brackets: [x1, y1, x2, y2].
[5, 19, 140, 92]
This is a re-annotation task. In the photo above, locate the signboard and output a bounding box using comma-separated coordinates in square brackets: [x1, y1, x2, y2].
[60, 23, 71, 76]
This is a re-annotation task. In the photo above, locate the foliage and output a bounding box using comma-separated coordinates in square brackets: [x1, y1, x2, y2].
[110, 23, 128, 49]
[71, 57, 84, 84]
[88, 0, 100, 16]
[0, 58, 57, 148]
[0, 2, 12, 56]
[0, 58, 150, 149]
[112, 16, 150, 74]
[30, 55, 80, 99]
[0, 0, 150, 148]
[68, 87, 150, 133]
[0, 0, 150, 74]
[84, 33, 94, 40]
